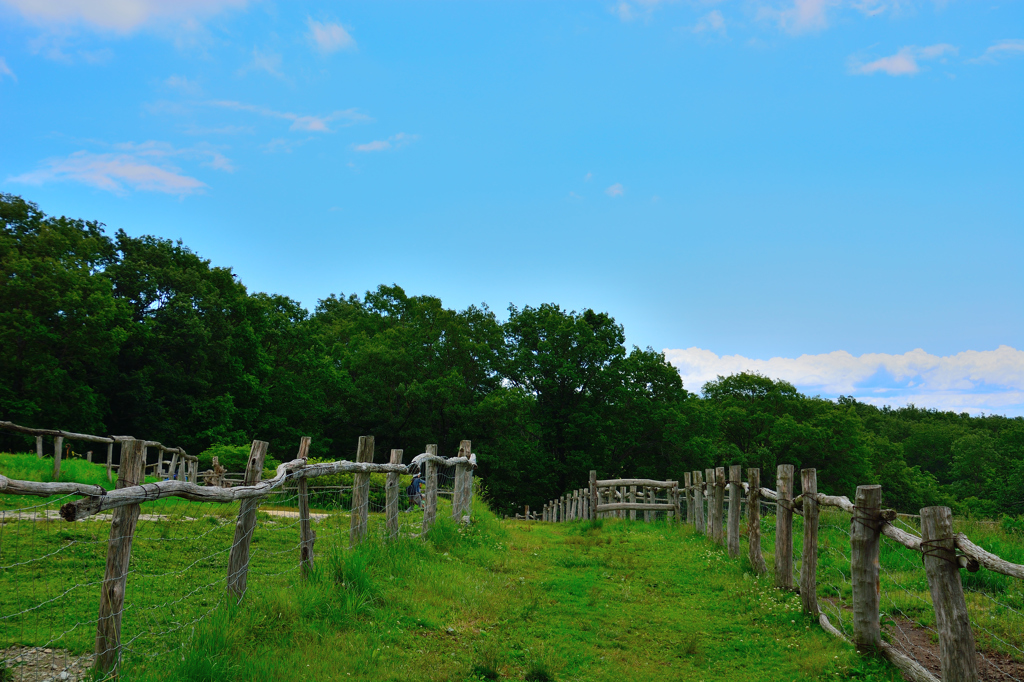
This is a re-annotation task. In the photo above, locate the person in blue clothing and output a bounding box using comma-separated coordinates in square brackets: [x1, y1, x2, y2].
[407, 470, 424, 510]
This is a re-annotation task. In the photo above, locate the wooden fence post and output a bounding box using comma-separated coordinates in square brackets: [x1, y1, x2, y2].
[94, 438, 146, 675]
[775, 464, 795, 590]
[156, 448, 164, 478]
[921, 506, 979, 682]
[385, 449, 403, 539]
[36, 435, 43, 459]
[747, 468, 767, 575]
[106, 443, 113, 482]
[168, 450, 178, 481]
[852, 484, 882, 650]
[453, 440, 471, 522]
[422, 444, 438, 535]
[87, 450, 93, 463]
[713, 467, 726, 546]
[52, 435, 63, 480]
[684, 472, 693, 525]
[672, 481, 680, 523]
[629, 485, 637, 521]
[589, 470, 597, 521]
[800, 468, 819, 616]
[227, 440, 269, 600]
[296, 437, 315, 578]
[693, 471, 705, 533]
[349, 436, 374, 545]
[728, 466, 741, 558]
[704, 468, 714, 537]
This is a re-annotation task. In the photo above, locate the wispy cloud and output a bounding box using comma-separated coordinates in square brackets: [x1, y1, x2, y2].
[605, 183, 625, 197]
[353, 132, 417, 152]
[0, 57, 15, 82]
[692, 10, 726, 35]
[208, 100, 370, 132]
[664, 345, 1024, 417]
[849, 43, 957, 76]
[165, 74, 200, 94]
[7, 140, 234, 196]
[307, 18, 356, 54]
[0, 0, 248, 33]
[262, 137, 311, 154]
[244, 47, 284, 79]
[968, 39, 1024, 64]
[760, 0, 837, 35]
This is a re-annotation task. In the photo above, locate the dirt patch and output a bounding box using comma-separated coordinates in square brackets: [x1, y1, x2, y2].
[1, 646, 94, 682]
[885, 619, 1024, 682]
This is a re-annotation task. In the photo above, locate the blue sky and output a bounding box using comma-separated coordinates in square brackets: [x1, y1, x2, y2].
[0, 0, 1021, 414]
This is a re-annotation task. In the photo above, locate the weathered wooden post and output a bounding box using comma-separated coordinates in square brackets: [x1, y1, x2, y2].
[452, 440, 471, 522]
[747, 468, 767, 575]
[87, 450, 93, 463]
[671, 481, 680, 523]
[713, 467, 726, 546]
[227, 440, 269, 600]
[422, 444, 439, 535]
[156, 448, 165, 478]
[168, 450, 179, 481]
[852, 484, 882, 650]
[385, 449, 403, 539]
[800, 468, 819, 616]
[693, 471, 705, 533]
[728, 466, 741, 558]
[94, 438, 145, 675]
[296, 437, 315, 578]
[106, 442, 114, 482]
[350, 436, 375, 545]
[629, 485, 637, 521]
[589, 471, 598, 521]
[775, 464, 795, 590]
[35, 435, 43, 459]
[683, 472, 693, 525]
[704, 468, 714, 537]
[52, 435, 64, 480]
[921, 506, 979, 682]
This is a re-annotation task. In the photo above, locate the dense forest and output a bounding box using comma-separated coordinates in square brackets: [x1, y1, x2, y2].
[2, 194, 1022, 517]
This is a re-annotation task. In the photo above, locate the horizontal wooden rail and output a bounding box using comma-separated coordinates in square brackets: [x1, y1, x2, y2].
[0, 474, 107, 498]
[596, 478, 676, 489]
[596, 502, 676, 512]
[58, 457, 426, 521]
[955, 533, 1023, 578]
[0, 420, 192, 457]
[410, 452, 477, 469]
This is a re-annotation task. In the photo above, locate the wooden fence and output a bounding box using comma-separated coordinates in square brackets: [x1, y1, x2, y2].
[538, 464, 1024, 682]
[0, 435, 478, 677]
[0, 420, 198, 483]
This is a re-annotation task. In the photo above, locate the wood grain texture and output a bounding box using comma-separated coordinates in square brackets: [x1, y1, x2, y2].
[775, 465, 795, 590]
[589, 471, 598, 521]
[385, 449, 403, 539]
[350, 436, 375, 546]
[453, 440, 471, 522]
[747, 468, 767, 575]
[800, 469, 819, 616]
[35, 435, 43, 459]
[694, 471, 705, 533]
[921, 506, 978, 682]
[705, 468, 715, 537]
[227, 440, 269, 600]
[684, 472, 693, 525]
[422, 444, 439, 535]
[0, 474, 106, 497]
[296, 437, 315, 578]
[713, 467, 726, 546]
[94, 439, 145, 674]
[596, 478, 679, 489]
[852, 485, 882, 650]
[955, 533, 1024, 579]
[728, 466, 741, 558]
[52, 436, 63, 480]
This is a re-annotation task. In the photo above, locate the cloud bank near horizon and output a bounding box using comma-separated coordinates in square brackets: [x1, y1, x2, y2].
[663, 346, 1024, 417]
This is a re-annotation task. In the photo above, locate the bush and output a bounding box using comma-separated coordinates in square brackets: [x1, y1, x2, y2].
[198, 444, 281, 473]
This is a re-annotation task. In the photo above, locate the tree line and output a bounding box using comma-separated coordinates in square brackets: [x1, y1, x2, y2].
[2, 194, 1022, 517]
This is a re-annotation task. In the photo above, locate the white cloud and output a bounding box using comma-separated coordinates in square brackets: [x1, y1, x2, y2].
[245, 47, 284, 79]
[968, 39, 1024, 64]
[605, 183, 625, 197]
[692, 10, 726, 35]
[584, 172, 593, 182]
[307, 18, 356, 54]
[0, 0, 247, 33]
[0, 57, 15, 81]
[760, 0, 837, 35]
[850, 43, 957, 76]
[7, 140, 234, 195]
[165, 74, 199, 94]
[663, 345, 1024, 417]
[353, 132, 417, 152]
[208, 100, 370, 133]
[613, 0, 669, 23]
